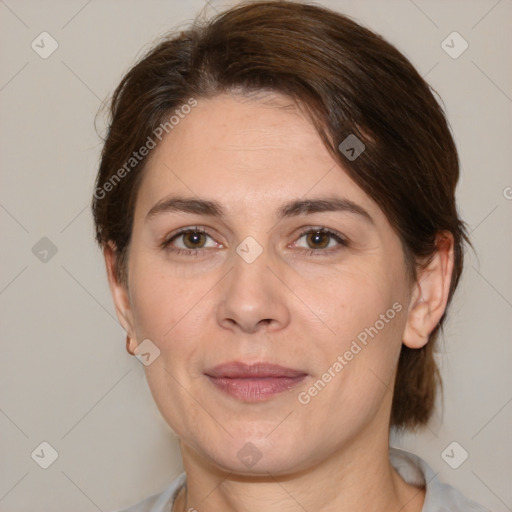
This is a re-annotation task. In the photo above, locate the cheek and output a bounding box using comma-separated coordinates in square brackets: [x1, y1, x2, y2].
[307, 261, 400, 339]
[129, 275, 176, 340]
[128, 240, 195, 320]
[306, 260, 407, 390]
[127, 265, 211, 429]
[127, 256, 210, 353]
[301, 287, 406, 433]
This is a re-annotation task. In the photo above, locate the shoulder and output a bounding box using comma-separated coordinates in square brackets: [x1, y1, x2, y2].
[390, 447, 490, 512]
[110, 472, 187, 512]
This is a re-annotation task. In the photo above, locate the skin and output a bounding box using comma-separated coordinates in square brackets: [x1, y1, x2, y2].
[105, 91, 454, 512]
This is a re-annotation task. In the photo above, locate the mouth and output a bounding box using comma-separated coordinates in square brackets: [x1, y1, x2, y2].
[204, 361, 308, 402]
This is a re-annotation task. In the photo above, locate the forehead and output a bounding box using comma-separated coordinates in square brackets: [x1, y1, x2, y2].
[135, 92, 381, 223]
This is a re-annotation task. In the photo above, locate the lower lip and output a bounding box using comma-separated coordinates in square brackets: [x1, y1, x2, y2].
[206, 375, 307, 402]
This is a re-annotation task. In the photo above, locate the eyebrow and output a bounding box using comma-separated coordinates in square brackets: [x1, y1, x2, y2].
[146, 196, 374, 225]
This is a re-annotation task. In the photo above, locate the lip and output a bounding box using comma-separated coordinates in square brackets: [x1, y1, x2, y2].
[205, 361, 308, 402]
[205, 361, 307, 379]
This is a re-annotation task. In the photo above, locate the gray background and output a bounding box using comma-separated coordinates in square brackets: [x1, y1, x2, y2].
[1, 0, 511, 510]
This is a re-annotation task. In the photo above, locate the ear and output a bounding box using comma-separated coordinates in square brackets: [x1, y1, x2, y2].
[402, 231, 455, 349]
[104, 242, 136, 342]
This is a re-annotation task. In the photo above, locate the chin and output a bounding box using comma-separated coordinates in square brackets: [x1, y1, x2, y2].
[200, 435, 311, 477]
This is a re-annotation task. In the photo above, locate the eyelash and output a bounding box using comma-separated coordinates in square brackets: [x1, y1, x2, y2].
[160, 226, 348, 257]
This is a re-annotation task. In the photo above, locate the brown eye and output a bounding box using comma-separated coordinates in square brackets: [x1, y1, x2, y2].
[182, 231, 208, 248]
[294, 228, 348, 253]
[306, 230, 331, 249]
[163, 227, 218, 253]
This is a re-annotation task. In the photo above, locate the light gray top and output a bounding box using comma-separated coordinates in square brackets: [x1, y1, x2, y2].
[112, 447, 490, 512]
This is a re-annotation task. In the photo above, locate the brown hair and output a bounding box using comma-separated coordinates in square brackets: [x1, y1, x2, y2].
[92, 0, 471, 430]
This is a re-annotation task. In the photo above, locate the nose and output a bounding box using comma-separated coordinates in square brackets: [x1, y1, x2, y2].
[216, 245, 291, 334]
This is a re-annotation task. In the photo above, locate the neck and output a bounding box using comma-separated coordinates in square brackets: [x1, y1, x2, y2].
[175, 429, 425, 512]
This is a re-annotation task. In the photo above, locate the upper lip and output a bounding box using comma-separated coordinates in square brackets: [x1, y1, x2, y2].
[205, 361, 307, 379]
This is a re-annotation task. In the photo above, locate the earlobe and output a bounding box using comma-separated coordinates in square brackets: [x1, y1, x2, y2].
[126, 334, 137, 356]
[402, 232, 455, 350]
[403, 302, 431, 349]
[103, 242, 136, 338]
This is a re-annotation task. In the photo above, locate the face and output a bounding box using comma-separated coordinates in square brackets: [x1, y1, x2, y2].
[110, 92, 417, 475]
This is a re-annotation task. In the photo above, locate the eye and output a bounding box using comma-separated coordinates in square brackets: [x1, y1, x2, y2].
[161, 226, 347, 257]
[293, 228, 348, 253]
[162, 227, 220, 254]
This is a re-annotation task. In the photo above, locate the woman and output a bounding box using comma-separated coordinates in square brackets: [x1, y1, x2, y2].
[92, 1, 489, 511]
